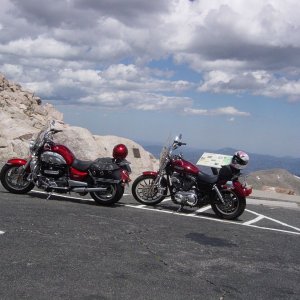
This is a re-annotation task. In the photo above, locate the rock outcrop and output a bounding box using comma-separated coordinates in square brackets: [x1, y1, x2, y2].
[0, 74, 158, 178]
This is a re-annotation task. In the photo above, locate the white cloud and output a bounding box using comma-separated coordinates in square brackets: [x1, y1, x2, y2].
[79, 91, 192, 111]
[198, 69, 300, 101]
[0, 36, 79, 59]
[0, 0, 300, 111]
[1, 64, 23, 79]
[184, 106, 250, 117]
[59, 69, 101, 85]
[24, 81, 54, 97]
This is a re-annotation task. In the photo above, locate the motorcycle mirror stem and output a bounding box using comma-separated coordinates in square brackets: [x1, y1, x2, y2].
[174, 133, 182, 142]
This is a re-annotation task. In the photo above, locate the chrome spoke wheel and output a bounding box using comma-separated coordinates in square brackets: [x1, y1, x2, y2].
[5, 166, 31, 191]
[132, 175, 166, 205]
[135, 178, 161, 202]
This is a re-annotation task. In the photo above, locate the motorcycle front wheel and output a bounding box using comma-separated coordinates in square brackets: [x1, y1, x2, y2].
[90, 183, 124, 206]
[210, 189, 246, 220]
[0, 164, 34, 194]
[132, 174, 167, 205]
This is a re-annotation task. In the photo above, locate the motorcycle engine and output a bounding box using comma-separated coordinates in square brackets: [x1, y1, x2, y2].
[171, 172, 195, 191]
[40, 151, 67, 178]
[171, 173, 198, 206]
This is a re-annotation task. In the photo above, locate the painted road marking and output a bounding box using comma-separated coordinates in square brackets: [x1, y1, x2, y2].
[124, 204, 300, 236]
[30, 189, 130, 202]
[243, 215, 264, 225]
[29, 190, 300, 236]
[195, 206, 211, 213]
[146, 197, 300, 234]
[245, 208, 300, 232]
[0, 231, 4, 235]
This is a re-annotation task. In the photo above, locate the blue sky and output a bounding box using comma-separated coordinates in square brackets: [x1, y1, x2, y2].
[0, 0, 299, 157]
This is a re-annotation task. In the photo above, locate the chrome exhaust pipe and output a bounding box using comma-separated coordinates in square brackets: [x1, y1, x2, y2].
[72, 187, 107, 193]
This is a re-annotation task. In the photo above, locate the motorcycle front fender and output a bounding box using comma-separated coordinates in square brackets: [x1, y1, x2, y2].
[6, 158, 28, 166]
[4, 158, 31, 175]
[142, 171, 158, 177]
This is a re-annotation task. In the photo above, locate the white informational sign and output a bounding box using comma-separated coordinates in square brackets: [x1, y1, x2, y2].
[196, 152, 233, 168]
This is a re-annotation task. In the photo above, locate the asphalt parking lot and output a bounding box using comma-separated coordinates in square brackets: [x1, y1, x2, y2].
[0, 186, 299, 299]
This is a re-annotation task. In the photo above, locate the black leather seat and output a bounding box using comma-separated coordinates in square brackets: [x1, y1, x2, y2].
[197, 171, 218, 184]
[72, 159, 93, 171]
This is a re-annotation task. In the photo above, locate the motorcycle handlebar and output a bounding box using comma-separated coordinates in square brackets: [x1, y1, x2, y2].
[175, 142, 187, 146]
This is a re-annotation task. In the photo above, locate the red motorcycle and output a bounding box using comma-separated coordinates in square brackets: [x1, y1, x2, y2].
[0, 121, 131, 205]
[132, 134, 252, 220]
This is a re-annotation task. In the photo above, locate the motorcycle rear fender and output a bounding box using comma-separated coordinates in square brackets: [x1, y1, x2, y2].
[142, 171, 158, 177]
[232, 181, 252, 198]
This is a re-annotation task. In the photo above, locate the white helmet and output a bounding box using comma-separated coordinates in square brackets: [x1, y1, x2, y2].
[231, 151, 249, 170]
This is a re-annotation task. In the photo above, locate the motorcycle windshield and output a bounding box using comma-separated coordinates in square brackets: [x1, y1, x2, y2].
[31, 120, 54, 151]
[32, 127, 47, 149]
[159, 134, 182, 170]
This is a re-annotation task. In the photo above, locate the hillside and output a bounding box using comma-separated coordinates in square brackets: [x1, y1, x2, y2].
[0, 74, 158, 178]
[247, 169, 300, 196]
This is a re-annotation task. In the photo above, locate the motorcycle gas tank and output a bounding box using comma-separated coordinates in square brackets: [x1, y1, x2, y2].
[172, 158, 199, 175]
[50, 145, 75, 165]
[41, 151, 67, 165]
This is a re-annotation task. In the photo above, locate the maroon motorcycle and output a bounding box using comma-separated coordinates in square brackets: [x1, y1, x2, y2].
[0, 121, 131, 205]
[132, 134, 252, 219]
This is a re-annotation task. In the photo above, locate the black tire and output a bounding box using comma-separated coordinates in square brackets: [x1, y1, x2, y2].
[0, 164, 34, 194]
[211, 190, 246, 220]
[132, 174, 167, 205]
[90, 183, 124, 206]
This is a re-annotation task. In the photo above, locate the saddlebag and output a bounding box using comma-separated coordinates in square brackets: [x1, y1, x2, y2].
[90, 157, 121, 180]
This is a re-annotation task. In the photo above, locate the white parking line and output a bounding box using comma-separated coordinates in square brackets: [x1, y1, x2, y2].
[195, 206, 211, 213]
[30, 190, 131, 200]
[246, 208, 300, 232]
[29, 190, 300, 236]
[0, 231, 4, 235]
[123, 204, 300, 236]
[243, 225, 300, 235]
[243, 215, 264, 225]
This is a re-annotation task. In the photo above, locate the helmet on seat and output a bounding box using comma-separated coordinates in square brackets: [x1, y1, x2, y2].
[113, 144, 128, 160]
[231, 151, 249, 170]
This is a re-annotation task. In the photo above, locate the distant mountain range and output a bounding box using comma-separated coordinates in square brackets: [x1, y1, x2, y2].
[142, 144, 300, 176]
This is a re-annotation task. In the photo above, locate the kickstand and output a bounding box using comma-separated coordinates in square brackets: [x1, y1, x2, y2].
[46, 192, 53, 200]
[177, 205, 184, 212]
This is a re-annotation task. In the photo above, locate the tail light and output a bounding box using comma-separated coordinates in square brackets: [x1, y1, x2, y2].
[121, 169, 131, 184]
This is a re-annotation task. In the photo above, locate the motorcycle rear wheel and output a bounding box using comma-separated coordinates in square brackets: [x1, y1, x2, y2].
[132, 174, 167, 205]
[0, 164, 34, 194]
[90, 183, 124, 206]
[211, 190, 246, 220]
